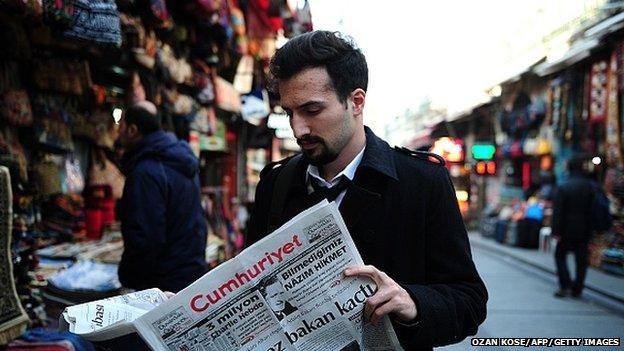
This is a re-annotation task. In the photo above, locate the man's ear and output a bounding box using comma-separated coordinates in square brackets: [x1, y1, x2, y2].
[350, 89, 366, 117]
[127, 124, 139, 138]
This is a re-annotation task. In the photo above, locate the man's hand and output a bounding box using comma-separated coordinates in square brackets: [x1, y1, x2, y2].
[343, 265, 417, 324]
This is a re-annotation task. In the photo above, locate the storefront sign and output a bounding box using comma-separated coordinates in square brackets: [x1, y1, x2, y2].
[430, 137, 464, 163]
[474, 161, 497, 176]
[200, 119, 227, 152]
[471, 144, 496, 160]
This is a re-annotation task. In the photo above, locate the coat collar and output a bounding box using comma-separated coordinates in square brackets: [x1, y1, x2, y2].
[359, 126, 398, 181]
[286, 126, 395, 234]
[291, 125, 398, 187]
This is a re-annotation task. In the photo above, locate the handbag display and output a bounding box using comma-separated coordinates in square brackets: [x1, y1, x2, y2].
[31, 155, 63, 198]
[31, 58, 92, 95]
[31, 94, 74, 152]
[144, 0, 174, 30]
[0, 90, 33, 127]
[88, 148, 125, 200]
[156, 44, 193, 84]
[63, 156, 84, 193]
[42, 0, 75, 28]
[0, 14, 31, 60]
[1, 0, 43, 20]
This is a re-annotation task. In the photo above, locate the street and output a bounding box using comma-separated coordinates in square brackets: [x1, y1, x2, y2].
[440, 241, 624, 351]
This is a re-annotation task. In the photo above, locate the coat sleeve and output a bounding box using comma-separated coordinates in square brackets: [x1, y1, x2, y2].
[396, 166, 488, 348]
[245, 166, 274, 247]
[551, 187, 564, 237]
[118, 165, 168, 290]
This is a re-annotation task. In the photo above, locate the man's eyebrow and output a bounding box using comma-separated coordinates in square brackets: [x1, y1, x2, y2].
[297, 101, 324, 109]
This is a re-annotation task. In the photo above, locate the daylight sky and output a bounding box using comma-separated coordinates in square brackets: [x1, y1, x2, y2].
[307, 0, 602, 133]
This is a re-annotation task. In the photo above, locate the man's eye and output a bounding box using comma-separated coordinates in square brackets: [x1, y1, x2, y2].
[305, 109, 321, 115]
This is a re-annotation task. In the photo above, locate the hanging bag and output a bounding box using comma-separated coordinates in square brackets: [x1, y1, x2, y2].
[88, 148, 125, 199]
[43, 0, 75, 28]
[0, 90, 33, 127]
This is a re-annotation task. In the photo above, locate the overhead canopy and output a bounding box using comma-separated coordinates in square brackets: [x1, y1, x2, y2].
[533, 38, 601, 76]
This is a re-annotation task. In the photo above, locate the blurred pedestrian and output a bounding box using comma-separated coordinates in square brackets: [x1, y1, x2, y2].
[552, 156, 595, 298]
[117, 101, 207, 293]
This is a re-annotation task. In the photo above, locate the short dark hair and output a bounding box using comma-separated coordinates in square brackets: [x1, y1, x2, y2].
[268, 31, 368, 103]
[124, 104, 161, 135]
[567, 155, 586, 174]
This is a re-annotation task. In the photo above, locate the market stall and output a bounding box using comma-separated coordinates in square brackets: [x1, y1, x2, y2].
[0, 0, 313, 347]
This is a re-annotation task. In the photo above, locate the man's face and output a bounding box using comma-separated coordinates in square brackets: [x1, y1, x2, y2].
[117, 119, 139, 148]
[265, 282, 286, 312]
[279, 67, 356, 166]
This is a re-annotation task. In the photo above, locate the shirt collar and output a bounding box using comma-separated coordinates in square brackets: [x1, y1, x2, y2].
[307, 146, 366, 187]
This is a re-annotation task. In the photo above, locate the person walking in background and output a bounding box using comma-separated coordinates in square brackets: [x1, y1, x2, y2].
[552, 156, 599, 298]
[117, 101, 207, 293]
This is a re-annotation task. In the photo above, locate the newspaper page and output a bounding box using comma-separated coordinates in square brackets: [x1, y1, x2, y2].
[134, 200, 403, 351]
[60, 288, 168, 341]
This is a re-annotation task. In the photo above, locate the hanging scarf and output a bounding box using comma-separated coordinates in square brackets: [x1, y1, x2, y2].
[606, 50, 623, 166]
[589, 60, 609, 123]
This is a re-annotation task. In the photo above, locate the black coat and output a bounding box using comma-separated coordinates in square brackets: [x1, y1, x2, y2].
[119, 131, 208, 293]
[552, 174, 594, 242]
[247, 127, 488, 350]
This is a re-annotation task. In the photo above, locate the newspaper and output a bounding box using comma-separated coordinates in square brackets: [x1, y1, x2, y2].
[60, 288, 169, 342]
[61, 201, 403, 351]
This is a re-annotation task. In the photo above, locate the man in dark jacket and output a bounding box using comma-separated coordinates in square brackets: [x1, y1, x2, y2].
[247, 31, 487, 350]
[118, 101, 207, 293]
[552, 156, 595, 298]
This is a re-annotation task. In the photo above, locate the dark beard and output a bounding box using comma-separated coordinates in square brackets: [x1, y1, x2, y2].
[298, 136, 338, 166]
[302, 147, 339, 166]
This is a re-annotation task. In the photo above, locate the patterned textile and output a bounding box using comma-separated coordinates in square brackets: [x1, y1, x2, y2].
[606, 50, 623, 166]
[589, 60, 609, 123]
[0, 166, 29, 345]
[62, 0, 121, 46]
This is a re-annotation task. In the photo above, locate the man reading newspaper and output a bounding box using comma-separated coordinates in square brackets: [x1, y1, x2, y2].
[247, 31, 488, 350]
[62, 201, 406, 351]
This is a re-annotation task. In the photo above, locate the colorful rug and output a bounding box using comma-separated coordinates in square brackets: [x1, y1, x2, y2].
[0, 166, 29, 344]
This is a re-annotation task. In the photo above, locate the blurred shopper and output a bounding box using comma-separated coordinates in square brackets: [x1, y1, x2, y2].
[117, 101, 207, 293]
[552, 156, 596, 298]
[246, 31, 487, 350]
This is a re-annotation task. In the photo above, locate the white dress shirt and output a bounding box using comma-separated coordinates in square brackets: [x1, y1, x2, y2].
[306, 147, 366, 206]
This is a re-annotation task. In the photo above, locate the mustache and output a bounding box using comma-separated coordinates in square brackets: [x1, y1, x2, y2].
[296, 135, 324, 146]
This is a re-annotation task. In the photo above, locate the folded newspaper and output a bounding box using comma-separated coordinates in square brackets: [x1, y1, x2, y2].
[60, 201, 404, 351]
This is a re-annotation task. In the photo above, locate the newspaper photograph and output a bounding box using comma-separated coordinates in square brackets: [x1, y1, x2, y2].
[135, 200, 402, 351]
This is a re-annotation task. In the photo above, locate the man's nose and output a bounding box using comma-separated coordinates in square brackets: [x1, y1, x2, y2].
[290, 114, 310, 139]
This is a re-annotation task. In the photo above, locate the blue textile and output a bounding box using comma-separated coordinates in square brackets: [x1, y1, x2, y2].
[48, 261, 120, 291]
[524, 203, 544, 221]
[21, 328, 95, 351]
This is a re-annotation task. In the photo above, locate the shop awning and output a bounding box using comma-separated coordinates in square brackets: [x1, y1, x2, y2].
[533, 38, 601, 76]
[584, 11, 624, 38]
[532, 11, 624, 77]
[497, 56, 546, 85]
